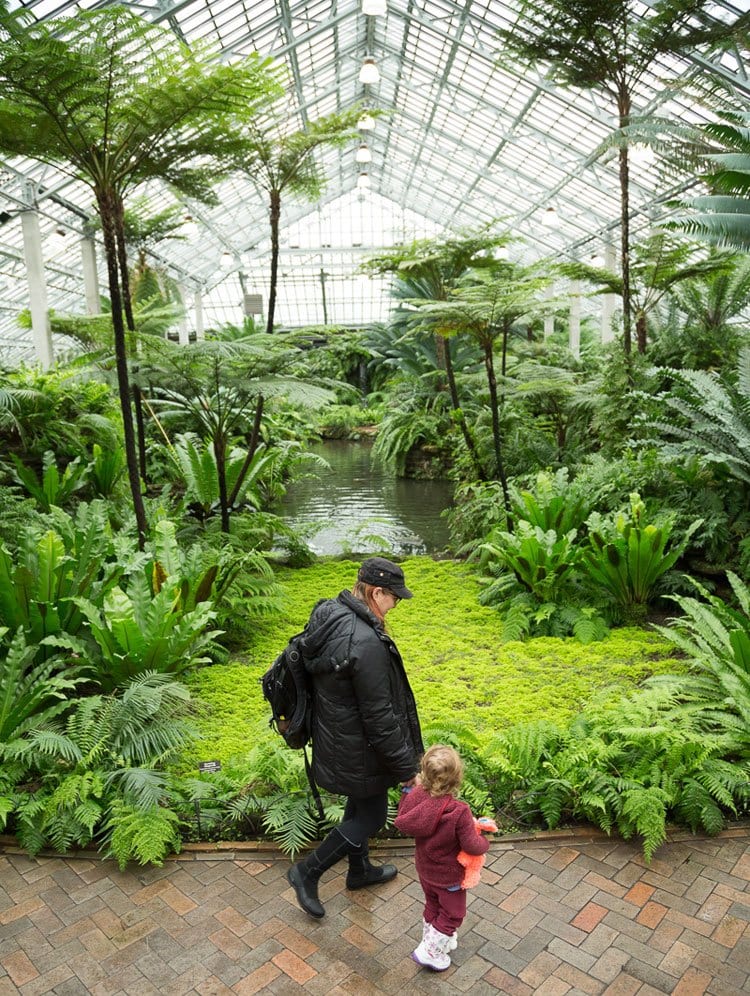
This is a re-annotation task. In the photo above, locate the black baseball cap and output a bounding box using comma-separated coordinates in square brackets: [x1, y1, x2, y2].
[358, 557, 413, 599]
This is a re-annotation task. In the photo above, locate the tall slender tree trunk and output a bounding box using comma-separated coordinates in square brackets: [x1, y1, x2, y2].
[96, 188, 148, 549]
[267, 189, 281, 334]
[213, 431, 231, 533]
[114, 201, 148, 481]
[635, 311, 648, 353]
[442, 336, 486, 481]
[227, 393, 264, 509]
[618, 86, 633, 359]
[483, 341, 511, 527]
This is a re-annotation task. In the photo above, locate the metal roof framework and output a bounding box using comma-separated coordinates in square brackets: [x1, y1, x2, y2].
[0, 0, 748, 362]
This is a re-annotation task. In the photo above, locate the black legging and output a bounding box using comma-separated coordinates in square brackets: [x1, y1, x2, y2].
[337, 792, 389, 849]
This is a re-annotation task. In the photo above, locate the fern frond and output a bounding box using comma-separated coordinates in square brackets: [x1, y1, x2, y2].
[105, 802, 181, 870]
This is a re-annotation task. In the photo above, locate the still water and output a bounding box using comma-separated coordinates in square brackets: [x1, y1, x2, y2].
[280, 439, 454, 556]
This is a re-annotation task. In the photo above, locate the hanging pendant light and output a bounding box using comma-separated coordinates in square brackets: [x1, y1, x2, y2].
[362, 0, 387, 14]
[357, 172, 371, 190]
[220, 251, 233, 269]
[357, 112, 375, 131]
[356, 144, 372, 164]
[541, 206, 558, 228]
[182, 214, 199, 238]
[359, 57, 380, 85]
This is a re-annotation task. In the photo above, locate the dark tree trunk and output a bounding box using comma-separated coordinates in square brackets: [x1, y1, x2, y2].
[636, 311, 648, 354]
[227, 393, 264, 509]
[442, 336, 486, 481]
[114, 198, 148, 481]
[267, 189, 281, 334]
[96, 188, 148, 548]
[213, 431, 231, 533]
[483, 340, 511, 528]
[618, 86, 633, 360]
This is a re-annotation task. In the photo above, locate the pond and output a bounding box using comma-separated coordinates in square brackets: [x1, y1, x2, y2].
[279, 439, 454, 557]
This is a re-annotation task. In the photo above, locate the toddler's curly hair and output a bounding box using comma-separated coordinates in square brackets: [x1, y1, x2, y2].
[419, 744, 464, 798]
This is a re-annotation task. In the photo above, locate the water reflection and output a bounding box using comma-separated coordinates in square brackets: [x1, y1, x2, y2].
[280, 439, 454, 556]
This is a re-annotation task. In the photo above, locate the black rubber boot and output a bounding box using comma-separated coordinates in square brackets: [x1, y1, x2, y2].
[346, 842, 398, 890]
[286, 828, 351, 918]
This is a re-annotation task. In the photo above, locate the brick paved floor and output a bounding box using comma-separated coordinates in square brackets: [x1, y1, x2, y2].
[1, 828, 749, 995]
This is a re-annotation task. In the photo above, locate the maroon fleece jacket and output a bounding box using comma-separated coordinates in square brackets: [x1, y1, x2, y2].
[394, 784, 489, 888]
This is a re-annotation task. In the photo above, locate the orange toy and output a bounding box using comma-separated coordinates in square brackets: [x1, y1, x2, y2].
[457, 816, 497, 888]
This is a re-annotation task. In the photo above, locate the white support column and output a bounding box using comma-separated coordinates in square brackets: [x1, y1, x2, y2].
[80, 235, 101, 314]
[176, 283, 190, 345]
[194, 288, 204, 341]
[543, 283, 555, 339]
[569, 279, 581, 360]
[601, 243, 617, 344]
[20, 207, 54, 368]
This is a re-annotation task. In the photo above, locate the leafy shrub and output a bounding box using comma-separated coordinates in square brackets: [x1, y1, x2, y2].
[0, 502, 124, 660]
[446, 480, 508, 553]
[0, 366, 120, 465]
[74, 581, 219, 690]
[650, 571, 750, 742]
[2, 673, 194, 867]
[582, 494, 702, 623]
[471, 472, 606, 640]
[170, 433, 280, 520]
[216, 738, 339, 857]
[11, 450, 88, 511]
[88, 443, 127, 499]
[317, 403, 378, 439]
[482, 685, 749, 862]
[0, 628, 83, 742]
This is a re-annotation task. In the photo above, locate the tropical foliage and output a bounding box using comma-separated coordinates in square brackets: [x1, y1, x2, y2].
[675, 110, 750, 251]
[0, 3, 281, 544]
[1, 674, 194, 867]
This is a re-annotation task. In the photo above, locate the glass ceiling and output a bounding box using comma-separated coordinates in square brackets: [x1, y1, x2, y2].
[1, 0, 748, 363]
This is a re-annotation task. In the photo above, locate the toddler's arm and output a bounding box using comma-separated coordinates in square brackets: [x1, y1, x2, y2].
[457, 807, 490, 856]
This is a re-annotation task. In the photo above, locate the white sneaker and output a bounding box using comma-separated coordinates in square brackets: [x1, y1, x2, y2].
[412, 923, 451, 971]
[447, 930, 458, 951]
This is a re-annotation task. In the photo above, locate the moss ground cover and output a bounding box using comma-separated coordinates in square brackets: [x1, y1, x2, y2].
[183, 557, 682, 769]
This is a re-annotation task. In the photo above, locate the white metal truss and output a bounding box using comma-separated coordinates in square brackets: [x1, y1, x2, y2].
[1, 0, 748, 362]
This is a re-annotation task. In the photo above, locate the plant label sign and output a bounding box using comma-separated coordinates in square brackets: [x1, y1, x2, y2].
[198, 760, 222, 773]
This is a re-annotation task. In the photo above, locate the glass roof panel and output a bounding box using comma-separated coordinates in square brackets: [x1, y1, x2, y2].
[1, 0, 748, 363]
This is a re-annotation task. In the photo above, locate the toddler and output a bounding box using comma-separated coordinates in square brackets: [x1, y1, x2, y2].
[394, 744, 494, 971]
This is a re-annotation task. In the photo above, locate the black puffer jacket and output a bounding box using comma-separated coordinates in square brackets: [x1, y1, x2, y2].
[302, 590, 423, 798]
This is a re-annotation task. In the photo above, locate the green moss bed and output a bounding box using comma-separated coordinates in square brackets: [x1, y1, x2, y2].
[183, 558, 681, 769]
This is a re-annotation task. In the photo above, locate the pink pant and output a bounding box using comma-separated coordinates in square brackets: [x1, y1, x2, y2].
[420, 878, 467, 936]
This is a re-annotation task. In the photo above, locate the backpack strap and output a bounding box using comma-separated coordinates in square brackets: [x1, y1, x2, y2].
[303, 745, 325, 824]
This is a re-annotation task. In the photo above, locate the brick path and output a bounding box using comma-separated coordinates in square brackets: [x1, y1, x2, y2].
[0, 828, 748, 995]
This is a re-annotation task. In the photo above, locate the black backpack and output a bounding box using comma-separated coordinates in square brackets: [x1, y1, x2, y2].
[261, 627, 324, 821]
[261, 631, 311, 750]
[261, 606, 355, 822]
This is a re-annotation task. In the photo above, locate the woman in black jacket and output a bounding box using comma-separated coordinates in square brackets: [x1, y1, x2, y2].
[286, 557, 424, 919]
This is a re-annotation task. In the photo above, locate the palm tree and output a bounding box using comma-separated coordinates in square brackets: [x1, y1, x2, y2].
[364, 230, 508, 480]
[497, 0, 749, 357]
[559, 232, 733, 353]
[415, 261, 552, 519]
[0, 5, 280, 546]
[675, 111, 750, 252]
[651, 251, 750, 371]
[235, 107, 362, 334]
